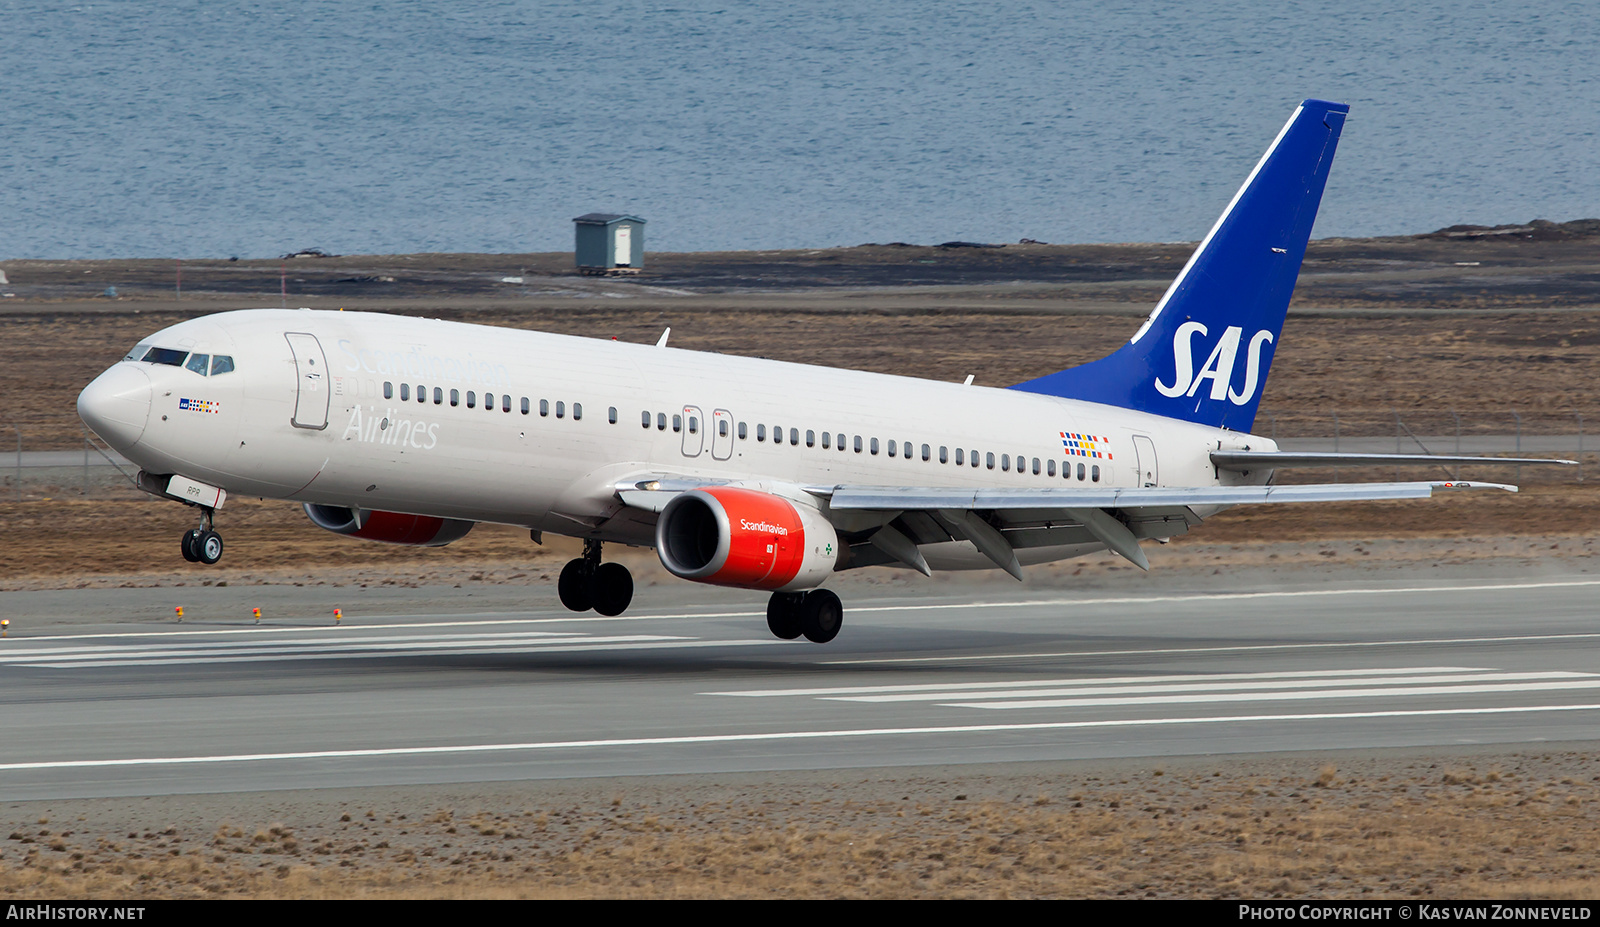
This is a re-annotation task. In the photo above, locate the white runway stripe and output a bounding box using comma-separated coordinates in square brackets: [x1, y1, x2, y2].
[704, 666, 1492, 698]
[14, 577, 1600, 644]
[952, 679, 1600, 710]
[26, 638, 781, 668]
[0, 633, 677, 664]
[5, 703, 1600, 772]
[826, 671, 1592, 703]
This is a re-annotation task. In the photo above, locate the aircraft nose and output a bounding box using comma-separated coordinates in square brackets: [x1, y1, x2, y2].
[78, 364, 152, 451]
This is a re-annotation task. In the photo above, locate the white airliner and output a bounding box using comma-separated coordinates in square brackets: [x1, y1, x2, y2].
[76, 100, 1570, 643]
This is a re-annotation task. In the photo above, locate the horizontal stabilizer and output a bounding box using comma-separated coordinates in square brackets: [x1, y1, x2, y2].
[1212, 451, 1577, 472]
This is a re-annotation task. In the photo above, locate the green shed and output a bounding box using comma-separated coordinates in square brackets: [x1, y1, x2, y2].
[573, 213, 646, 274]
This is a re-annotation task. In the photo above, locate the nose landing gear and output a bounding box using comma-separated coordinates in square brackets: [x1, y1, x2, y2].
[180, 508, 224, 565]
[558, 539, 634, 616]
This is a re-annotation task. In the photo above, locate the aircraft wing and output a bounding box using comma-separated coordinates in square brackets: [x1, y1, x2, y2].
[616, 477, 1512, 578]
[816, 480, 1509, 575]
[1211, 451, 1576, 471]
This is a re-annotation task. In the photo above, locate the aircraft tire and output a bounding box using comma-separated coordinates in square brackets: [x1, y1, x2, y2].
[766, 592, 804, 640]
[799, 589, 843, 644]
[557, 559, 594, 612]
[590, 562, 634, 617]
[180, 529, 203, 563]
[196, 530, 224, 565]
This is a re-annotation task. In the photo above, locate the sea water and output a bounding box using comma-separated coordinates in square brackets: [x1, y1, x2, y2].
[1, 0, 1595, 259]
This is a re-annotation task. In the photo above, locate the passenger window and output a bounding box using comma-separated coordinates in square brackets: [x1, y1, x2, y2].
[1048, 460, 1056, 477]
[556, 401, 565, 418]
[887, 440, 897, 458]
[642, 410, 652, 428]
[1078, 463, 1086, 480]
[484, 392, 494, 410]
[923, 444, 932, 461]
[384, 381, 394, 400]
[986, 452, 995, 470]
[757, 424, 767, 442]
[572, 402, 581, 419]
[540, 399, 549, 416]
[417, 384, 426, 403]
[608, 406, 617, 424]
[870, 437, 880, 455]
[738, 422, 747, 439]
[722, 420, 730, 437]
[522, 397, 530, 415]
[971, 449, 979, 468]
[688, 416, 698, 433]
[772, 425, 781, 443]
[1092, 465, 1101, 482]
[467, 390, 476, 408]
[142, 347, 188, 367]
[210, 355, 235, 375]
[822, 432, 831, 449]
[435, 387, 444, 405]
[673, 414, 682, 432]
[791, 428, 799, 446]
[401, 383, 410, 401]
[854, 435, 863, 453]
[1001, 454, 1010, 471]
[504, 395, 513, 413]
[1033, 457, 1041, 475]
[805, 429, 814, 447]
[657, 412, 667, 430]
[451, 389, 460, 407]
[954, 448, 962, 465]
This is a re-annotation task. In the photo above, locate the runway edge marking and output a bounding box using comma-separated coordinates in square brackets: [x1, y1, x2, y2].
[6, 703, 1600, 772]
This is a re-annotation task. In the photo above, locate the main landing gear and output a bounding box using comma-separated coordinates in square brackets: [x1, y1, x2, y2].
[558, 539, 634, 617]
[767, 589, 843, 644]
[179, 508, 224, 565]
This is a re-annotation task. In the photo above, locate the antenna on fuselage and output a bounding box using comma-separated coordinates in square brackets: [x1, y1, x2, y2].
[656, 327, 670, 348]
[962, 374, 975, 386]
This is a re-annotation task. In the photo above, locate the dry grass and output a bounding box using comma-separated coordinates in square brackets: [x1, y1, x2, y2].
[3, 755, 1597, 899]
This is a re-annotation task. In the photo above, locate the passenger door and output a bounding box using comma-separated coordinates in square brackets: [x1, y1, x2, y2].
[285, 332, 330, 430]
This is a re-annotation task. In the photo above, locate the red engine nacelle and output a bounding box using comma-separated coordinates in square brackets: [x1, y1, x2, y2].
[655, 487, 841, 591]
[302, 504, 475, 547]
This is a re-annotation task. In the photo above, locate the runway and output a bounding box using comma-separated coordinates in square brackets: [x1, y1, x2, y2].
[3, 572, 1599, 801]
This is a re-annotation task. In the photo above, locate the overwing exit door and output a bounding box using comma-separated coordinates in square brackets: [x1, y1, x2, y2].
[711, 409, 734, 460]
[681, 405, 704, 457]
[285, 332, 330, 430]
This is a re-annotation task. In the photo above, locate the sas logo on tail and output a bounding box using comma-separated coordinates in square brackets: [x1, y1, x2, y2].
[1154, 322, 1274, 405]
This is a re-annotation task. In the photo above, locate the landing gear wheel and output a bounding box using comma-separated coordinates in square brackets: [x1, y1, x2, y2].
[590, 562, 634, 617]
[196, 530, 224, 565]
[766, 592, 805, 640]
[558, 558, 594, 612]
[799, 589, 843, 644]
[180, 529, 203, 563]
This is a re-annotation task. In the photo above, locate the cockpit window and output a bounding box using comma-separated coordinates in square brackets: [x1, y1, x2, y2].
[210, 355, 235, 375]
[141, 347, 188, 367]
[186, 353, 210, 375]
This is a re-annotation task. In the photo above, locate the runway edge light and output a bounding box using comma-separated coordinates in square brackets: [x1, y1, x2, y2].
[334, 607, 342, 625]
[175, 605, 183, 621]
[253, 607, 261, 623]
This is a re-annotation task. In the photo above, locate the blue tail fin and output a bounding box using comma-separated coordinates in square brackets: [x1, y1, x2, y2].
[1011, 99, 1348, 431]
